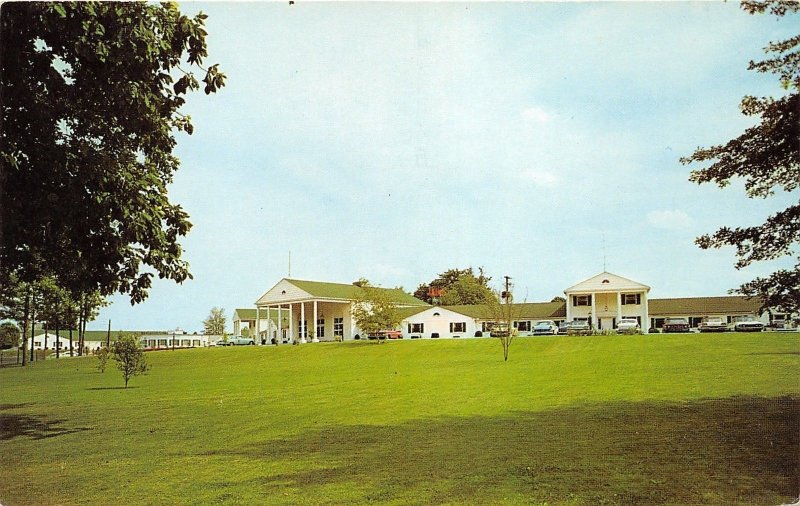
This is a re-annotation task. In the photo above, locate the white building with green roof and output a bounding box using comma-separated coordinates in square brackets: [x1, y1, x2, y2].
[251, 278, 429, 343]
[235, 273, 794, 344]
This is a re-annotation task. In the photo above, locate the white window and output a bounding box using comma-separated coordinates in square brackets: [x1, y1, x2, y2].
[316, 318, 325, 338]
[573, 295, 591, 306]
[334, 318, 343, 337]
[299, 320, 307, 338]
[450, 322, 466, 333]
[621, 293, 641, 305]
[481, 322, 494, 332]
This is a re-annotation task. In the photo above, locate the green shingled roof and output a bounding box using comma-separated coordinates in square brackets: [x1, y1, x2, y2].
[443, 302, 567, 320]
[286, 279, 428, 306]
[234, 308, 280, 324]
[234, 309, 258, 320]
[33, 330, 168, 341]
[395, 306, 431, 319]
[649, 296, 762, 316]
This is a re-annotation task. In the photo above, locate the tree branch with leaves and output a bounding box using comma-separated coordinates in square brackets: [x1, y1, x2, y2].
[681, 0, 799, 314]
[1, 2, 226, 304]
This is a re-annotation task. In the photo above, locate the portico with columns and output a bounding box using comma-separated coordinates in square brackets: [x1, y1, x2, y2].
[254, 278, 429, 344]
[564, 271, 651, 333]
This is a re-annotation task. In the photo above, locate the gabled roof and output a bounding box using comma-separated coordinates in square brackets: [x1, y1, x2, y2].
[260, 279, 429, 306]
[564, 271, 650, 294]
[234, 308, 279, 323]
[442, 302, 567, 320]
[396, 306, 432, 319]
[649, 296, 762, 316]
[234, 308, 258, 320]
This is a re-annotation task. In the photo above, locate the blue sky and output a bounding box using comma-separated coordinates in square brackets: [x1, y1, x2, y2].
[90, 1, 797, 332]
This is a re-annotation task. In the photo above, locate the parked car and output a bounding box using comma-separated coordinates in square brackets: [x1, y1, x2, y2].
[565, 320, 591, 336]
[228, 336, 255, 345]
[698, 317, 727, 332]
[662, 317, 690, 333]
[557, 321, 569, 335]
[533, 320, 559, 335]
[368, 330, 403, 340]
[490, 323, 511, 338]
[732, 317, 765, 332]
[616, 318, 640, 334]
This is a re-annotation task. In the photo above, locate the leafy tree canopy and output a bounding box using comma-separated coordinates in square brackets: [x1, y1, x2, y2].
[352, 282, 401, 340]
[203, 307, 225, 335]
[414, 267, 492, 305]
[0, 322, 20, 349]
[0, 2, 225, 303]
[113, 334, 149, 388]
[681, 0, 799, 314]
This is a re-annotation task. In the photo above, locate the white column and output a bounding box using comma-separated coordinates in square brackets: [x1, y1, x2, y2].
[256, 307, 261, 344]
[643, 292, 650, 334]
[313, 300, 319, 342]
[277, 305, 282, 344]
[300, 302, 307, 343]
[566, 294, 572, 322]
[616, 292, 622, 328]
[289, 304, 294, 343]
[590, 293, 596, 330]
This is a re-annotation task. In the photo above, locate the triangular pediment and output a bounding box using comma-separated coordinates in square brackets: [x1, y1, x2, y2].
[255, 279, 313, 305]
[564, 271, 650, 294]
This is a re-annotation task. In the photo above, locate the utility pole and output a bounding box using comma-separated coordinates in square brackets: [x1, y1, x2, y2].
[503, 276, 512, 302]
[106, 319, 111, 348]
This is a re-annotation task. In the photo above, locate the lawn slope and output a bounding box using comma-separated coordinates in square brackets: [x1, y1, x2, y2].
[0, 334, 798, 505]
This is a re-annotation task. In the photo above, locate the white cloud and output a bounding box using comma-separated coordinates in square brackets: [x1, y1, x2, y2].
[647, 209, 693, 230]
[521, 106, 554, 124]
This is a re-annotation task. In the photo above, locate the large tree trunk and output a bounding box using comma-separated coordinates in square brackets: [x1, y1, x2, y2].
[29, 303, 36, 363]
[81, 299, 88, 354]
[21, 289, 30, 366]
[55, 312, 60, 359]
[78, 294, 85, 356]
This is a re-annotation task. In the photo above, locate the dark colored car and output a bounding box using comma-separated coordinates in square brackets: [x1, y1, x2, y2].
[662, 317, 690, 333]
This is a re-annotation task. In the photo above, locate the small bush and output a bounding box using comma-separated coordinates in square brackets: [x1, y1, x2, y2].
[96, 346, 111, 373]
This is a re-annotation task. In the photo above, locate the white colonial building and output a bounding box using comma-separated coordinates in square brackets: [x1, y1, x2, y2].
[232, 272, 794, 343]
[564, 272, 650, 332]
[252, 278, 429, 343]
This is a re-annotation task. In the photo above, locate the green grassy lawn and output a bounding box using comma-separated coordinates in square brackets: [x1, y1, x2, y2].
[1, 333, 798, 505]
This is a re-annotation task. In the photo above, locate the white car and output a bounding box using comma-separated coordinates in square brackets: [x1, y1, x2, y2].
[228, 336, 255, 345]
[733, 317, 765, 332]
[699, 317, 727, 332]
[533, 320, 559, 335]
[616, 318, 640, 334]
